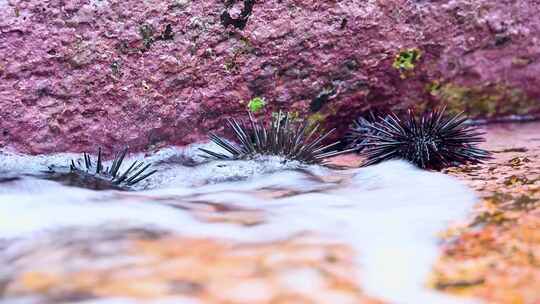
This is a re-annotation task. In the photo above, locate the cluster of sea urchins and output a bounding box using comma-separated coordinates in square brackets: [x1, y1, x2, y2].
[44, 108, 489, 191]
[347, 107, 491, 170]
[199, 111, 350, 164]
[47, 148, 157, 190]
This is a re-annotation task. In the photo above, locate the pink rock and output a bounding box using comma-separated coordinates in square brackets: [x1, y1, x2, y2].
[0, 0, 539, 154]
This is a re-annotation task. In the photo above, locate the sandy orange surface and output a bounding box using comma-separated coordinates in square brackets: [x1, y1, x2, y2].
[432, 123, 540, 304]
[2, 229, 382, 304]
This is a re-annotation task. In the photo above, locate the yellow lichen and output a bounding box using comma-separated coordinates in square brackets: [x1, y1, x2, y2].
[392, 48, 422, 79]
[430, 83, 538, 117]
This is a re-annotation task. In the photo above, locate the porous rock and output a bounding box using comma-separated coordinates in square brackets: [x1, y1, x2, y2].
[1, 0, 539, 153]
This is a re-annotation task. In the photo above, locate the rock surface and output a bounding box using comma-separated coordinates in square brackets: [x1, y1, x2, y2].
[433, 122, 540, 303]
[0, 228, 383, 304]
[1, 0, 539, 153]
[2, 124, 539, 304]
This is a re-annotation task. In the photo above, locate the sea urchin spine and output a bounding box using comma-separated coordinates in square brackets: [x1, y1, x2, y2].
[351, 107, 491, 170]
[345, 111, 381, 152]
[199, 112, 350, 164]
[69, 147, 157, 187]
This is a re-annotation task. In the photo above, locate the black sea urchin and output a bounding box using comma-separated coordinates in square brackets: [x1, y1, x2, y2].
[352, 107, 491, 170]
[199, 112, 349, 164]
[345, 111, 381, 152]
[46, 148, 157, 190]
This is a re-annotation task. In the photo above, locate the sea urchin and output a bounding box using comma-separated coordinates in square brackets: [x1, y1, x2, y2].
[350, 107, 491, 170]
[199, 112, 349, 164]
[345, 111, 380, 152]
[46, 148, 157, 190]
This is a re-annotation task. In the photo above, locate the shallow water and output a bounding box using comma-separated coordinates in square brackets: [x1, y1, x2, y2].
[0, 144, 480, 304]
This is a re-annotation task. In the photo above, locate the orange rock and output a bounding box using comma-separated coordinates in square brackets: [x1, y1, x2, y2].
[433, 123, 540, 304]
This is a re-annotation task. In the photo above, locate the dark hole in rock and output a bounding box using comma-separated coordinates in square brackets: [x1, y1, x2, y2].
[221, 0, 256, 30]
[139, 23, 155, 50]
[310, 87, 336, 112]
[159, 24, 175, 40]
[139, 23, 175, 51]
[340, 18, 348, 29]
[494, 34, 511, 46]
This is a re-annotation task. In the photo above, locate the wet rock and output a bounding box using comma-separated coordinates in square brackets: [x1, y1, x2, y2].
[1, 0, 539, 154]
[0, 227, 382, 304]
[433, 122, 540, 303]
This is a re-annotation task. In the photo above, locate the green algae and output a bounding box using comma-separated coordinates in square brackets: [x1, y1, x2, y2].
[393, 48, 422, 70]
[247, 97, 266, 112]
[307, 112, 328, 127]
[393, 48, 422, 78]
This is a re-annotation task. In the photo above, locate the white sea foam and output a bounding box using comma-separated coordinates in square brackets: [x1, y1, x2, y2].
[0, 146, 480, 304]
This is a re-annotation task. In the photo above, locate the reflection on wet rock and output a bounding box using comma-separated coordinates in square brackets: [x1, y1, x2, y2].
[0, 227, 381, 304]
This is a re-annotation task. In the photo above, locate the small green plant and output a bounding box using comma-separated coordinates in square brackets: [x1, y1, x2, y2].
[393, 48, 422, 71]
[247, 97, 266, 112]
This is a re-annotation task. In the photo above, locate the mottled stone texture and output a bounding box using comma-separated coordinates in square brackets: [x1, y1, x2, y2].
[0, 0, 539, 153]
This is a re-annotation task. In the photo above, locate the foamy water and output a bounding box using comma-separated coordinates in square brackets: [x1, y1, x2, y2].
[0, 145, 480, 304]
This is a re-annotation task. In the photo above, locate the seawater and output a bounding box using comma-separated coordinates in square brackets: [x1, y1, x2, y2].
[0, 144, 480, 304]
